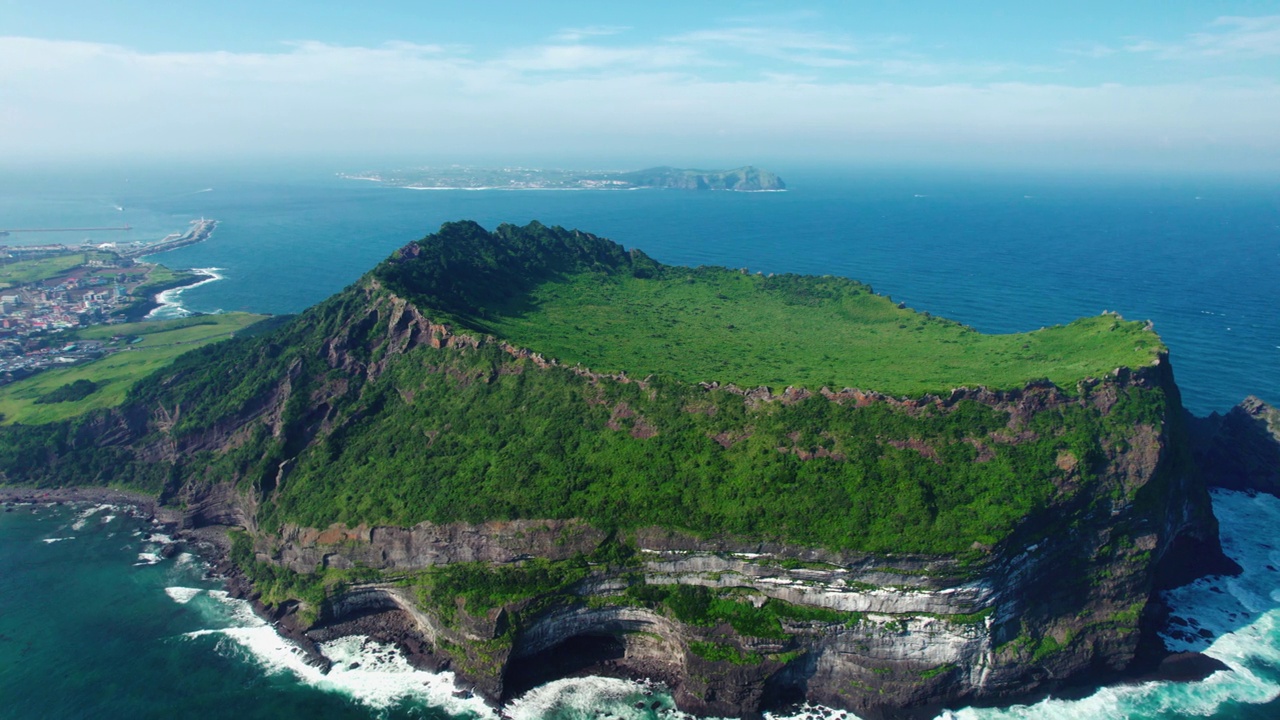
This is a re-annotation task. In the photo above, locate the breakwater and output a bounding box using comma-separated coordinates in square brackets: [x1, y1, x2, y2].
[120, 218, 217, 259]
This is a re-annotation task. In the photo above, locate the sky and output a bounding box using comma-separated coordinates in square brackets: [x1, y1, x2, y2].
[2, 1, 1280, 173]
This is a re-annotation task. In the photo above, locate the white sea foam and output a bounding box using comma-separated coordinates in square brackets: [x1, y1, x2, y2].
[184, 590, 496, 717]
[42, 537, 74, 543]
[101, 514, 116, 524]
[70, 503, 115, 530]
[505, 677, 691, 720]
[165, 587, 204, 604]
[146, 268, 224, 319]
[766, 702, 855, 720]
[135, 552, 163, 565]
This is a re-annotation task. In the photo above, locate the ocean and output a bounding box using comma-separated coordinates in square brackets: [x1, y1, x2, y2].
[0, 164, 1278, 718]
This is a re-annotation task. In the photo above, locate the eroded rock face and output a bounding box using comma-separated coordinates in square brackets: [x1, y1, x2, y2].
[1190, 396, 1280, 495]
[277, 519, 606, 571]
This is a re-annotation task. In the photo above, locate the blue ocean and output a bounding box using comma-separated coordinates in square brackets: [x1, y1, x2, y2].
[0, 165, 1278, 719]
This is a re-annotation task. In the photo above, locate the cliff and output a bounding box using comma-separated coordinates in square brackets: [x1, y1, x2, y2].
[1189, 396, 1280, 496]
[0, 221, 1232, 718]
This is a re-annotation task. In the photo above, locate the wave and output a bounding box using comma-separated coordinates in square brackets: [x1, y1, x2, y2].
[69, 503, 117, 531]
[179, 590, 497, 717]
[165, 586, 204, 604]
[146, 268, 225, 319]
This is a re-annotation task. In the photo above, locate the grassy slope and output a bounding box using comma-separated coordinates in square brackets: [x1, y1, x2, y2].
[0, 255, 85, 289]
[0, 313, 267, 424]
[487, 268, 1162, 396]
[0, 222, 1176, 554]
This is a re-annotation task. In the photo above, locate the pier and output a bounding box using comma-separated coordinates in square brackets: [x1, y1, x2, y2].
[118, 219, 216, 259]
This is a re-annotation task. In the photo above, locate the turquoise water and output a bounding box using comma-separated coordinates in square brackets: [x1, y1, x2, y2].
[1, 165, 1278, 718]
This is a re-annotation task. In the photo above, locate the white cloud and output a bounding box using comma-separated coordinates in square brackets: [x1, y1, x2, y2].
[500, 43, 701, 73]
[667, 26, 860, 66]
[550, 26, 631, 43]
[1, 36, 1278, 171]
[1126, 14, 1280, 59]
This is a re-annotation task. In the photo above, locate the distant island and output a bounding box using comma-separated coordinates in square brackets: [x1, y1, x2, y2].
[339, 165, 786, 192]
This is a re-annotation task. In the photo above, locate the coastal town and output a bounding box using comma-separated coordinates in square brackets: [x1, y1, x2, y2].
[0, 219, 216, 385]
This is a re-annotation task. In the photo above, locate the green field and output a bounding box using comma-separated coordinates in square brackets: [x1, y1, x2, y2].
[0, 313, 268, 425]
[485, 268, 1164, 396]
[0, 255, 86, 289]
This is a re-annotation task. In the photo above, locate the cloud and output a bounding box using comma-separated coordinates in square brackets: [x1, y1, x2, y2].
[1, 36, 1278, 171]
[500, 43, 701, 73]
[667, 26, 860, 67]
[1126, 14, 1280, 59]
[550, 26, 631, 43]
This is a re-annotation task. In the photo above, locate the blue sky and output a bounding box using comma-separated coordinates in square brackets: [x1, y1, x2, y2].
[3, 1, 1279, 172]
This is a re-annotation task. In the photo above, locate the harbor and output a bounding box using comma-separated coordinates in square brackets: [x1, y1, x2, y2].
[0, 218, 216, 260]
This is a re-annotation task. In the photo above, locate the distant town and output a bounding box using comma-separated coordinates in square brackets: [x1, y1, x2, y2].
[0, 219, 216, 385]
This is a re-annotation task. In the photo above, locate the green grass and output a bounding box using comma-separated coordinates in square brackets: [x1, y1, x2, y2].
[485, 268, 1163, 396]
[0, 313, 268, 424]
[132, 263, 194, 295]
[0, 255, 85, 289]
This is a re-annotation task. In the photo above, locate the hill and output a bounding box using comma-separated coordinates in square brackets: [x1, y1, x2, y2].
[0, 220, 1224, 717]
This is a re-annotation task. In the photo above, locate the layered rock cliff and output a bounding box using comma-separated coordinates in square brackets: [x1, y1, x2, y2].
[0, 220, 1233, 718]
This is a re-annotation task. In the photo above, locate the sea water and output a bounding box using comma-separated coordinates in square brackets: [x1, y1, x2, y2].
[0, 165, 1274, 414]
[0, 164, 1278, 718]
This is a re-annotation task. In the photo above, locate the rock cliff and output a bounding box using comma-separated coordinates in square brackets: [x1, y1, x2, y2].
[1189, 396, 1280, 496]
[0, 221, 1236, 718]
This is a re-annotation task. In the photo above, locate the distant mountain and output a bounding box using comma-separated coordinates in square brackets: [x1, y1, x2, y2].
[616, 165, 786, 191]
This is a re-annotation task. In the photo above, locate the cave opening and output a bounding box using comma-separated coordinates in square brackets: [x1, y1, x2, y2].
[503, 633, 628, 700]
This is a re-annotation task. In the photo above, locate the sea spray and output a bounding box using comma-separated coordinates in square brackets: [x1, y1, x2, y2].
[178, 589, 497, 718]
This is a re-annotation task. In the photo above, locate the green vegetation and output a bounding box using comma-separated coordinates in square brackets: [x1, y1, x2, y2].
[378, 221, 1163, 396]
[0, 255, 85, 289]
[0, 222, 1175, 557]
[0, 313, 268, 424]
[418, 558, 592, 621]
[624, 584, 860, 638]
[131, 264, 197, 299]
[919, 663, 958, 680]
[687, 641, 763, 665]
[33, 379, 99, 404]
[487, 270, 1159, 396]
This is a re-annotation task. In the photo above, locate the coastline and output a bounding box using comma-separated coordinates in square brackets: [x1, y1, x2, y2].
[1, 485, 1255, 719]
[1, 486, 170, 519]
[144, 267, 224, 319]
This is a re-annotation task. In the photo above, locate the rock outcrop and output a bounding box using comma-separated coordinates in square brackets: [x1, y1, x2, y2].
[1189, 396, 1280, 495]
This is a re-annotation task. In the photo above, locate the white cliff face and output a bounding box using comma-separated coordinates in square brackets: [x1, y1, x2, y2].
[641, 549, 994, 616]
